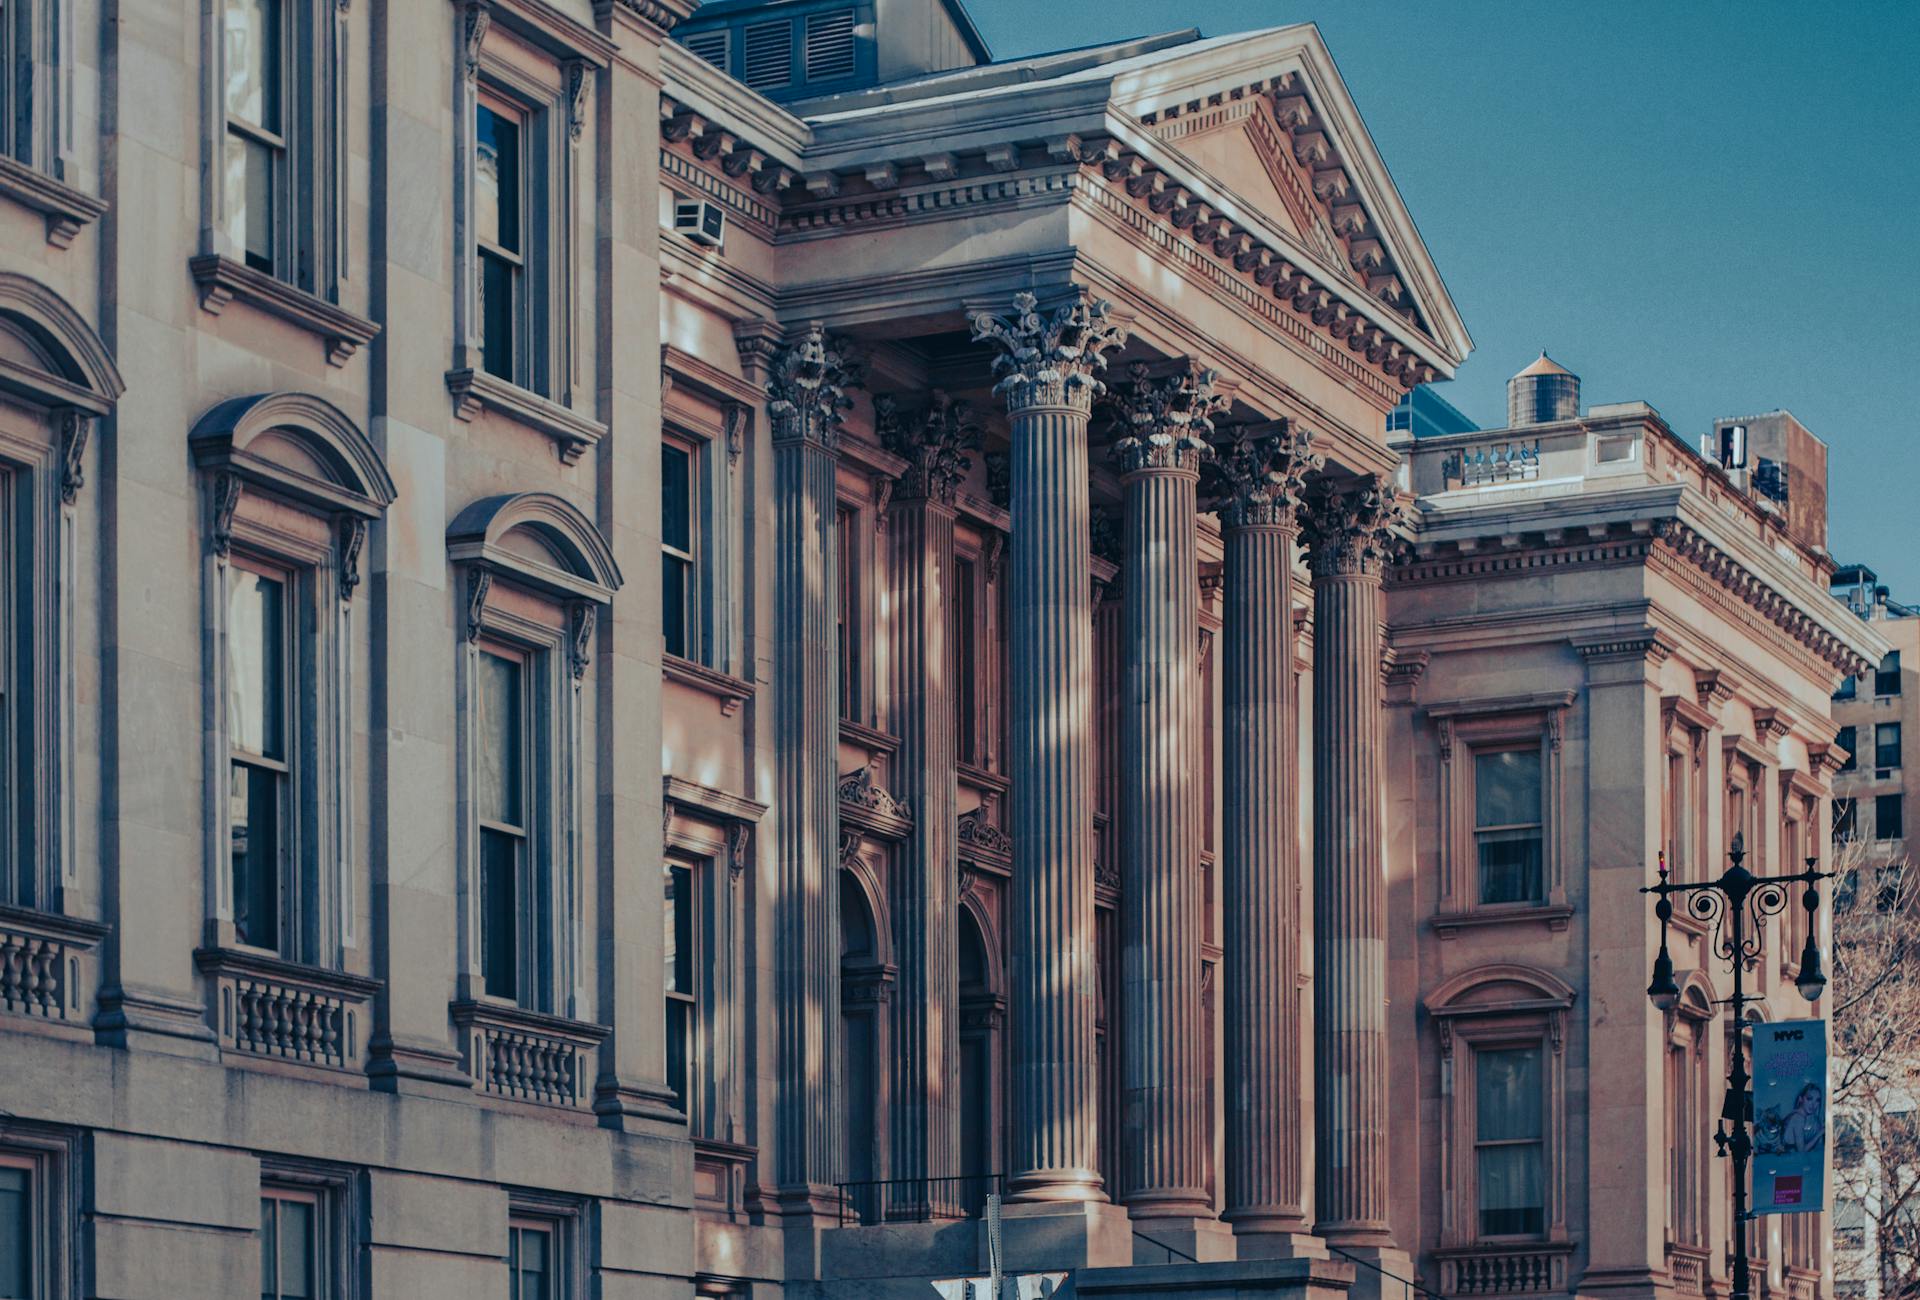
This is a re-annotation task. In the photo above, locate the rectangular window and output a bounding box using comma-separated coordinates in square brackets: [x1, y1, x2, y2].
[0, 1158, 30, 1299]
[1876, 650, 1902, 697]
[222, 0, 287, 274]
[837, 506, 858, 721]
[509, 1220, 557, 1300]
[1834, 797, 1857, 843]
[260, 1186, 324, 1299]
[476, 100, 527, 385]
[953, 557, 978, 765]
[1876, 722, 1902, 771]
[1475, 749, 1543, 905]
[662, 442, 696, 661]
[1836, 725, 1857, 772]
[230, 563, 291, 952]
[664, 861, 695, 1111]
[1833, 674, 1856, 701]
[1475, 1045, 1546, 1238]
[477, 648, 528, 1001]
[1878, 794, 1904, 843]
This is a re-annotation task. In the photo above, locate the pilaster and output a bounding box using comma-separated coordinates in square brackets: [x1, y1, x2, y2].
[970, 290, 1125, 1204]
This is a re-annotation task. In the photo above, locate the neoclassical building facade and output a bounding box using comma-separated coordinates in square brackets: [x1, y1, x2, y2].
[0, 1, 1885, 1298]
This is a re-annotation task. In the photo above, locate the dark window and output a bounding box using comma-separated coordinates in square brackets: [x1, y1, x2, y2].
[837, 506, 858, 720]
[662, 442, 695, 661]
[1475, 1045, 1546, 1238]
[476, 102, 525, 384]
[0, 1162, 29, 1298]
[1475, 748, 1543, 905]
[509, 1222, 555, 1300]
[478, 649, 527, 1001]
[952, 557, 978, 765]
[1836, 1120, 1866, 1168]
[223, 0, 286, 273]
[804, 9, 857, 82]
[1876, 650, 1902, 697]
[1877, 722, 1902, 770]
[229, 565, 290, 952]
[1833, 674, 1856, 701]
[1834, 797, 1858, 843]
[664, 861, 694, 1110]
[260, 1188, 322, 1299]
[741, 19, 793, 91]
[1836, 725, 1857, 772]
[1877, 794, 1904, 843]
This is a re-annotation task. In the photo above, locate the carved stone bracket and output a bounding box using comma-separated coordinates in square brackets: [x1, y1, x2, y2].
[464, 566, 493, 643]
[565, 61, 592, 144]
[567, 603, 597, 680]
[968, 290, 1127, 414]
[57, 409, 90, 506]
[838, 765, 912, 826]
[210, 473, 243, 560]
[337, 517, 367, 602]
[1105, 360, 1225, 475]
[460, 1, 491, 83]
[767, 325, 861, 451]
[1300, 472, 1407, 577]
[1204, 421, 1323, 529]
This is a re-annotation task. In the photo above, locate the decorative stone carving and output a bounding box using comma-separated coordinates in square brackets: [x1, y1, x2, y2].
[337, 517, 366, 602]
[1205, 422, 1323, 529]
[766, 325, 861, 451]
[210, 473, 242, 559]
[567, 603, 596, 680]
[1088, 506, 1122, 566]
[58, 409, 90, 505]
[981, 530, 1005, 585]
[984, 449, 1010, 510]
[464, 567, 492, 643]
[1300, 473, 1407, 577]
[838, 766, 912, 824]
[722, 402, 747, 466]
[564, 61, 592, 145]
[957, 810, 1012, 862]
[460, 1, 491, 83]
[1105, 360, 1225, 475]
[969, 290, 1127, 413]
[877, 390, 979, 507]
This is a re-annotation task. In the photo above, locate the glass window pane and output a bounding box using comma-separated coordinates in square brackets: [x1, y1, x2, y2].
[228, 570, 285, 758]
[223, 0, 280, 128]
[231, 760, 282, 951]
[482, 828, 519, 1000]
[475, 106, 519, 253]
[1477, 1143, 1545, 1236]
[1474, 749, 1540, 828]
[515, 1226, 550, 1300]
[260, 1197, 276, 1296]
[1476, 1047, 1543, 1141]
[664, 864, 692, 995]
[666, 999, 689, 1110]
[662, 556, 688, 660]
[223, 132, 276, 274]
[662, 445, 691, 552]
[477, 653, 522, 826]
[277, 1199, 312, 1298]
[1, 1166, 32, 1299]
[1478, 829, 1543, 905]
[480, 251, 517, 382]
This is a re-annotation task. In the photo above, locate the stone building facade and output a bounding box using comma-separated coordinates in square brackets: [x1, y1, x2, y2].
[0, 2, 1886, 1299]
[1827, 566, 1914, 866]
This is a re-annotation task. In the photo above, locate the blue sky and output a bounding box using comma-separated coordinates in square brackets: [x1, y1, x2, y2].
[963, 0, 1920, 596]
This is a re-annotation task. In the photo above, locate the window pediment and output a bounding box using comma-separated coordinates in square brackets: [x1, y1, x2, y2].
[190, 392, 397, 518]
[446, 490, 623, 606]
[1427, 963, 1577, 1019]
[0, 273, 125, 412]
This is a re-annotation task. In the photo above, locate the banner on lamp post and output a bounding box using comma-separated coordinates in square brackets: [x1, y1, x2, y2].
[1751, 1017, 1828, 1215]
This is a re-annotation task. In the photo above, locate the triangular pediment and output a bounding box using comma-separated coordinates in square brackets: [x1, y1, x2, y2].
[1147, 100, 1354, 278]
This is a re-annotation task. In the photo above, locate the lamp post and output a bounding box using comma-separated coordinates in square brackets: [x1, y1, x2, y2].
[1643, 833, 1831, 1300]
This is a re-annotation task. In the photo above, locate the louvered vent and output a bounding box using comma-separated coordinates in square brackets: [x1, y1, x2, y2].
[681, 29, 729, 72]
[742, 20, 793, 91]
[804, 9, 856, 83]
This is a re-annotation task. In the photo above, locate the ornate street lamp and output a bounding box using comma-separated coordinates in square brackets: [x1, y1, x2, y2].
[1642, 833, 1831, 1300]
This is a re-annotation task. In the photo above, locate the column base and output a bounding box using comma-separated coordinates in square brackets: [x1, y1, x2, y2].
[1329, 1244, 1414, 1300]
[996, 1199, 1135, 1271]
[1131, 1216, 1236, 1264]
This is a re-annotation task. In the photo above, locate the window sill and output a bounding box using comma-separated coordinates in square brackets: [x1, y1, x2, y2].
[189, 254, 381, 367]
[449, 998, 610, 1109]
[193, 946, 382, 1071]
[664, 653, 754, 716]
[0, 155, 107, 247]
[445, 368, 606, 464]
[1432, 901, 1574, 939]
[0, 902, 109, 1024]
[840, 717, 899, 756]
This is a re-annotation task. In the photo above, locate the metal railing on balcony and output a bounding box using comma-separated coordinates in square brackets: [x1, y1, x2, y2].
[835, 1174, 1006, 1226]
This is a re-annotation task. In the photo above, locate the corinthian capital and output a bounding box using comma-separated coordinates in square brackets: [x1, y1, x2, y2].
[1205, 422, 1323, 529]
[1300, 473, 1408, 577]
[1107, 360, 1225, 475]
[767, 325, 861, 450]
[876, 390, 979, 506]
[969, 290, 1127, 414]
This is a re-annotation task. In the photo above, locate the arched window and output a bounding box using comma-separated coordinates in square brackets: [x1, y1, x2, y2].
[839, 862, 891, 1221]
[958, 902, 1005, 1212]
[1666, 976, 1715, 1294]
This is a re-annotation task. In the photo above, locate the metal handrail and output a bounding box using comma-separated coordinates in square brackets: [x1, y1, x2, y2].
[835, 1173, 1007, 1227]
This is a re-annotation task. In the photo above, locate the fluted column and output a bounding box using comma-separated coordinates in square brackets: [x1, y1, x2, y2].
[971, 291, 1126, 1202]
[1110, 362, 1224, 1219]
[1301, 474, 1405, 1248]
[768, 327, 861, 1213]
[1210, 425, 1323, 1242]
[878, 391, 977, 1202]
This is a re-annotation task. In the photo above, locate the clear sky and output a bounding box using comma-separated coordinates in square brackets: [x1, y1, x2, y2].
[962, 0, 1920, 596]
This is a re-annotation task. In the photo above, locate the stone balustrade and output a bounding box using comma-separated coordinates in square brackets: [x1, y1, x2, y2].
[1435, 1244, 1572, 1296]
[195, 947, 379, 1069]
[450, 999, 610, 1107]
[1667, 1245, 1710, 1296]
[0, 904, 107, 1022]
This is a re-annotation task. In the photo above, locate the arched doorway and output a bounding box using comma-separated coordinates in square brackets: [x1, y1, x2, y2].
[840, 865, 889, 1220]
[958, 903, 1004, 1211]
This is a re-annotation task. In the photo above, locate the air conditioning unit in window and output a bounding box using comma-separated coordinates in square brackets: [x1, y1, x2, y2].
[674, 200, 726, 248]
